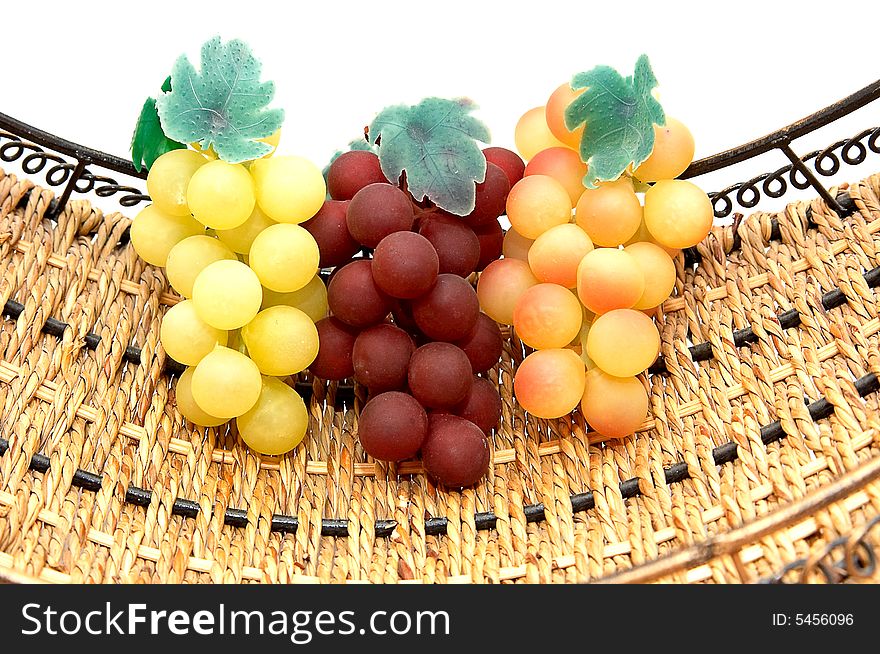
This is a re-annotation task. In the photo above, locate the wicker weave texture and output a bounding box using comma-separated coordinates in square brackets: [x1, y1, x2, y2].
[1, 167, 880, 584]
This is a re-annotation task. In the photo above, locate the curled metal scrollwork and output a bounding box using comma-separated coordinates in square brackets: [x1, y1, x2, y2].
[0, 130, 148, 213]
[708, 126, 880, 218]
[760, 514, 880, 583]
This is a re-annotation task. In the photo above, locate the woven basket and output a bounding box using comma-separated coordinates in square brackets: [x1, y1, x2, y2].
[3, 142, 880, 585]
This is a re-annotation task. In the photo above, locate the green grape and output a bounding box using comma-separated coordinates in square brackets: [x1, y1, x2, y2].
[216, 205, 276, 254]
[250, 156, 326, 223]
[236, 376, 309, 455]
[192, 260, 263, 330]
[186, 160, 255, 229]
[261, 274, 328, 322]
[191, 346, 262, 419]
[129, 205, 204, 267]
[160, 299, 228, 366]
[146, 149, 207, 217]
[248, 223, 319, 293]
[241, 305, 319, 376]
[166, 235, 236, 298]
[175, 366, 226, 427]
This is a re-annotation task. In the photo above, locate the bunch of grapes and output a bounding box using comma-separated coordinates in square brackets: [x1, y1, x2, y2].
[130, 136, 330, 456]
[308, 147, 518, 487]
[480, 83, 713, 439]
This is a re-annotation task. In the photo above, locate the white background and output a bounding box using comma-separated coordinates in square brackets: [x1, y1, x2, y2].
[2, 0, 879, 211]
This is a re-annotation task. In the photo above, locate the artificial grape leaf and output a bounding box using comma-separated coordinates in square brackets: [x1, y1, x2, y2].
[368, 97, 490, 216]
[156, 37, 284, 164]
[565, 54, 665, 189]
[130, 77, 186, 172]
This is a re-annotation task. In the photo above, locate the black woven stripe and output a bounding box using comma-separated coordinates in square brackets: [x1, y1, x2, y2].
[0, 373, 877, 538]
[425, 517, 447, 536]
[72, 469, 102, 492]
[43, 317, 67, 338]
[172, 499, 200, 519]
[123, 344, 141, 365]
[30, 453, 49, 473]
[322, 519, 349, 537]
[125, 485, 152, 506]
[3, 300, 23, 318]
[6, 254, 880, 397]
[374, 519, 397, 537]
[271, 514, 298, 534]
[164, 358, 186, 377]
[224, 508, 248, 528]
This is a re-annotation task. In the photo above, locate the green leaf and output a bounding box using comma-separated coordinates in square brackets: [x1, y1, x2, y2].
[156, 37, 285, 164]
[368, 97, 490, 215]
[130, 77, 186, 172]
[565, 55, 665, 189]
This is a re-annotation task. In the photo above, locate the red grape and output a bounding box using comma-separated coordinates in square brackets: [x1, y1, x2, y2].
[483, 147, 525, 188]
[309, 317, 358, 380]
[358, 391, 428, 461]
[462, 163, 510, 227]
[347, 183, 414, 247]
[327, 150, 387, 201]
[473, 219, 504, 271]
[352, 323, 415, 393]
[421, 413, 490, 488]
[408, 342, 472, 409]
[418, 214, 480, 278]
[301, 200, 360, 268]
[390, 299, 420, 334]
[371, 231, 439, 299]
[411, 274, 480, 342]
[454, 376, 502, 435]
[454, 313, 503, 374]
[327, 259, 391, 328]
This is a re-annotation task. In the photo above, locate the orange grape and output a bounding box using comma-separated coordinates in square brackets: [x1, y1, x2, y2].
[514, 106, 567, 160]
[524, 147, 587, 205]
[624, 242, 676, 309]
[502, 228, 534, 261]
[634, 117, 695, 182]
[574, 177, 642, 247]
[545, 83, 585, 149]
[586, 309, 660, 377]
[528, 223, 593, 288]
[506, 175, 572, 240]
[477, 258, 539, 325]
[576, 248, 644, 314]
[624, 217, 681, 258]
[644, 179, 713, 249]
[513, 283, 582, 349]
[580, 369, 649, 438]
[513, 348, 586, 419]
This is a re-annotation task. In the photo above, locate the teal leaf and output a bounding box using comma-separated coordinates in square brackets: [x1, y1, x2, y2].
[156, 37, 285, 164]
[130, 77, 186, 172]
[565, 55, 665, 188]
[368, 97, 491, 215]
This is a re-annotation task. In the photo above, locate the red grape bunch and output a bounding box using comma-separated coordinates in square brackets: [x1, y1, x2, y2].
[304, 146, 522, 487]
